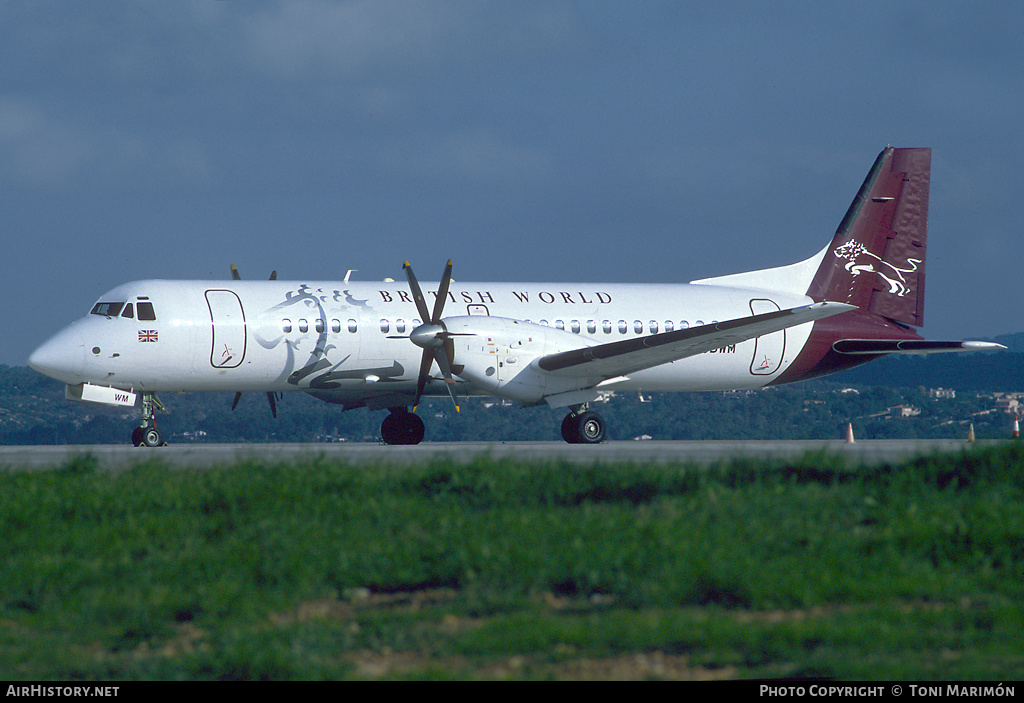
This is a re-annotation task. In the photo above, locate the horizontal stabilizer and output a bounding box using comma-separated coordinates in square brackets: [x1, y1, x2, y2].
[538, 301, 855, 378]
[833, 340, 1005, 355]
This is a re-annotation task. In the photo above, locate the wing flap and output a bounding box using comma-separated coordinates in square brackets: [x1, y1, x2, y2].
[537, 301, 855, 378]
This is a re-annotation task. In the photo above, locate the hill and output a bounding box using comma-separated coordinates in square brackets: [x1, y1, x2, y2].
[993, 331, 1024, 353]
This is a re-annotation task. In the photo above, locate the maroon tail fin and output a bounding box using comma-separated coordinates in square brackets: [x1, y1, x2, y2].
[806, 147, 930, 327]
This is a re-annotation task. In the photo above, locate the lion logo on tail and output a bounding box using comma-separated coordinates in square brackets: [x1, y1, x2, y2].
[833, 241, 921, 297]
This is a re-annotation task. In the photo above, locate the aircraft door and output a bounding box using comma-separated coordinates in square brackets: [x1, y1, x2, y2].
[749, 298, 785, 376]
[206, 290, 246, 369]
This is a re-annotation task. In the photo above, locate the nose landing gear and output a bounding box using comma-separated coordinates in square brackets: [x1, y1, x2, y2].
[132, 392, 167, 447]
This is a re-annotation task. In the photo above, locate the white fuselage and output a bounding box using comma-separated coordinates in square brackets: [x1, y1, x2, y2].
[31, 278, 816, 405]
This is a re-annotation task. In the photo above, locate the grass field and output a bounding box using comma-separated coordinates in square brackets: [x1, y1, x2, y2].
[2, 444, 1023, 680]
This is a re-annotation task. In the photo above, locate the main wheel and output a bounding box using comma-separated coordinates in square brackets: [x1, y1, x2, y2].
[575, 411, 606, 444]
[561, 411, 606, 444]
[561, 414, 578, 443]
[381, 411, 426, 445]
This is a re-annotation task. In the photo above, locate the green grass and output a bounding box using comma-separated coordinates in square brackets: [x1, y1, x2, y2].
[2, 444, 1023, 679]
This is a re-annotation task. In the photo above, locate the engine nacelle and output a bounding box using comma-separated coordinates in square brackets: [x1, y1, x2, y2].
[442, 316, 598, 403]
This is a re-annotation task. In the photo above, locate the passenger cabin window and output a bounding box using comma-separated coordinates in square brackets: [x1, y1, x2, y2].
[91, 302, 124, 317]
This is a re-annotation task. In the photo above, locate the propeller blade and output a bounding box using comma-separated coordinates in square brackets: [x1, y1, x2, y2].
[414, 348, 433, 408]
[432, 349, 460, 412]
[430, 259, 453, 323]
[232, 391, 242, 410]
[402, 261, 432, 323]
[230, 265, 276, 281]
[267, 392, 278, 418]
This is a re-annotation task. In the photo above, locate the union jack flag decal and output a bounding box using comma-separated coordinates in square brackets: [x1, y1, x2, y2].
[138, 330, 158, 342]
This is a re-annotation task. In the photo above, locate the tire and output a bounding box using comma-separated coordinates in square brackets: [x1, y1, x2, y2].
[561, 411, 606, 444]
[561, 414, 579, 443]
[142, 427, 163, 447]
[131, 427, 144, 447]
[574, 411, 606, 444]
[381, 411, 426, 445]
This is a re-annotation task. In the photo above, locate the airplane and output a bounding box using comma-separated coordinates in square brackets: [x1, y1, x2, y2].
[28, 146, 1003, 446]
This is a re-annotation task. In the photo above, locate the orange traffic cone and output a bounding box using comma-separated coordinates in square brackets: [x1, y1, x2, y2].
[845, 422, 855, 444]
[1013, 413, 1020, 439]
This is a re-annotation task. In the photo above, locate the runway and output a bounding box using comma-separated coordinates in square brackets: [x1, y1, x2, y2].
[0, 439, 1004, 471]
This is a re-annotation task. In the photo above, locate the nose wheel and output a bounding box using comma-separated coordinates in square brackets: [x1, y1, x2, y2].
[132, 392, 166, 447]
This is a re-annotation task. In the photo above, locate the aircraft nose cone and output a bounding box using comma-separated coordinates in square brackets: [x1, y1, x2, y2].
[28, 325, 86, 384]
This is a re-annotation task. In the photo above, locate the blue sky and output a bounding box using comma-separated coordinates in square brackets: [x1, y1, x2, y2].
[4, 1, 1022, 365]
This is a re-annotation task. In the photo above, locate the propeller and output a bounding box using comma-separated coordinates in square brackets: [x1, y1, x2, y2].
[230, 264, 280, 417]
[231, 390, 282, 418]
[398, 260, 469, 411]
[232, 264, 277, 280]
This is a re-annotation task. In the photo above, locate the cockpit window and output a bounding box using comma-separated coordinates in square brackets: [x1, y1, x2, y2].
[137, 302, 156, 321]
[121, 303, 134, 319]
[91, 302, 124, 317]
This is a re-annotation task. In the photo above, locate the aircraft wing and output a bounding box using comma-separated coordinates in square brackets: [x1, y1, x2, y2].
[537, 301, 855, 379]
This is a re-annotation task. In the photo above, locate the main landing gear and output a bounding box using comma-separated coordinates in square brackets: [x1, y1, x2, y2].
[380, 407, 426, 445]
[561, 405, 607, 444]
[131, 392, 166, 447]
[379, 405, 607, 445]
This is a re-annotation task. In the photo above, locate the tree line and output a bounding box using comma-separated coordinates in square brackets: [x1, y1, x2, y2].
[1, 350, 1022, 444]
